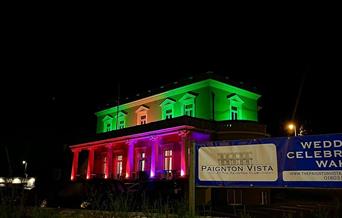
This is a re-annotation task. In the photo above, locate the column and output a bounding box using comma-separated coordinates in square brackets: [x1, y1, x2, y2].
[179, 130, 190, 177]
[149, 136, 160, 178]
[105, 144, 113, 179]
[125, 140, 136, 179]
[87, 148, 95, 179]
[70, 149, 79, 181]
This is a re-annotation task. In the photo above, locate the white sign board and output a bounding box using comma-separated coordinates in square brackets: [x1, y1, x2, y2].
[198, 144, 278, 181]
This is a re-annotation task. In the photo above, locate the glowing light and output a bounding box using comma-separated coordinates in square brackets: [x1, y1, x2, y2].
[150, 171, 155, 178]
[27, 177, 35, 186]
[12, 178, 21, 184]
[24, 177, 36, 190]
[181, 170, 185, 177]
[125, 173, 129, 179]
[0, 177, 5, 187]
[287, 122, 297, 136]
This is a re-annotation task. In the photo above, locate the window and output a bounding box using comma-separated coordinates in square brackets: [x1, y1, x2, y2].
[165, 109, 173, 119]
[106, 123, 111, 131]
[184, 104, 193, 116]
[160, 98, 176, 120]
[140, 115, 147, 124]
[116, 155, 123, 177]
[118, 119, 125, 129]
[102, 115, 113, 132]
[116, 111, 127, 129]
[231, 106, 238, 120]
[227, 94, 244, 120]
[136, 105, 149, 125]
[164, 150, 172, 171]
[139, 152, 146, 171]
[179, 92, 197, 117]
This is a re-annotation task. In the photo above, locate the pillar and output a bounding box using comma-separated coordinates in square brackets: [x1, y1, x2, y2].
[70, 149, 79, 181]
[179, 130, 190, 176]
[87, 148, 94, 179]
[149, 136, 160, 178]
[125, 140, 136, 179]
[105, 144, 113, 179]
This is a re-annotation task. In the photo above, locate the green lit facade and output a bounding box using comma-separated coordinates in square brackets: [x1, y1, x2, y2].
[95, 79, 260, 133]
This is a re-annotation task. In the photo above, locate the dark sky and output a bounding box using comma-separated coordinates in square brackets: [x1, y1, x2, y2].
[0, 18, 341, 178]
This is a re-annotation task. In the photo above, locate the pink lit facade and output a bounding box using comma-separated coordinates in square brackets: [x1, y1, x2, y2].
[70, 126, 209, 181]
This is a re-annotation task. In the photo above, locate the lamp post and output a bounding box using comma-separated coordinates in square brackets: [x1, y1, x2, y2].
[22, 160, 28, 179]
[287, 123, 297, 136]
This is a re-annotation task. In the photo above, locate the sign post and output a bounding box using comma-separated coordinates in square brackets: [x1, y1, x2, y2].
[189, 142, 196, 216]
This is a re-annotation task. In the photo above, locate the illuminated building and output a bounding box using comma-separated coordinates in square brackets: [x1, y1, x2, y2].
[69, 73, 267, 181]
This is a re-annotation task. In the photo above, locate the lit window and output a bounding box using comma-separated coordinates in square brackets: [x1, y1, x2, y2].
[139, 152, 145, 171]
[164, 150, 172, 172]
[116, 155, 123, 178]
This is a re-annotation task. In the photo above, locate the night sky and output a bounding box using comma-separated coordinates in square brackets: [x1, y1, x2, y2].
[0, 21, 340, 180]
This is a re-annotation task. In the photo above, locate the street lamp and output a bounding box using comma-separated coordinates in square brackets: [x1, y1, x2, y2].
[287, 123, 297, 136]
[22, 160, 28, 179]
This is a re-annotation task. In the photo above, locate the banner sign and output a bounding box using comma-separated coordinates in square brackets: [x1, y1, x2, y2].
[196, 134, 342, 188]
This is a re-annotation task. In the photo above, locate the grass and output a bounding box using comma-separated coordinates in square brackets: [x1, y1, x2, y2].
[1, 185, 341, 218]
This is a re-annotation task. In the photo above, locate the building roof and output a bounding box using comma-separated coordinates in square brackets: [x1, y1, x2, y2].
[96, 71, 260, 113]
